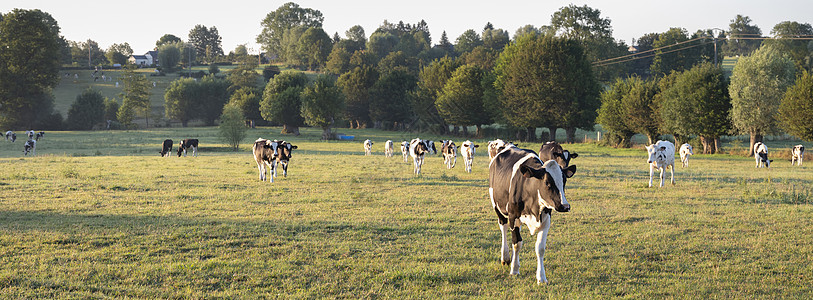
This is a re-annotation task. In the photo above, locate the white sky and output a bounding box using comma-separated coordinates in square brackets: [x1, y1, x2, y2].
[3, 1, 812, 55]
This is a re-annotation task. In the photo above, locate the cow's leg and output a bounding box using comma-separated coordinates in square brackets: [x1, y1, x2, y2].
[648, 164, 654, 187]
[670, 164, 674, 185]
[509, 220, 523, 276]
[535, 214, 552, 284]
[493, 206, 510, 265]
[269, 161, 277, 183]
[659, 166, 665, 187]
[193, 146, 197, 157]
[257, 161, 265, 181]
[282, 161, 288, 177]
[452, 156, 456, 168]
[755, 156, 759, 168]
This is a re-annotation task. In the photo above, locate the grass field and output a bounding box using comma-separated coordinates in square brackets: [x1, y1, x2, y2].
[0, 127, 811, 298]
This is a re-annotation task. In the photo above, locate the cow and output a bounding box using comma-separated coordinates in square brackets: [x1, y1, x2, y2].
[274, 140, 298, 179]
[363, 139, 373, 156]
[25, 130, 35, 140]
[646, 140, 675, 187]
[423, 140, 437, 155]
[400, 141, 410, 163]
[679, 143, 694, 168]
[409, 138, 429, 175]
[440, 140, 457, 169]
[791, 145, 805, 166]
[35, 131, 45, 141]
[753, 142, 772, 168]
[23, 139, 36, 156]
[488, 139, 518, 162]
[384, 140, 394, 158]
[489, 145, 576, 284]
[460, 140, 479, 173]
[4, 131, 15, 142]
[253, 138, 280, 182]
[177, 139, 199, 157]
[159, 139, 173, 157]
[538, 141, 578, 169]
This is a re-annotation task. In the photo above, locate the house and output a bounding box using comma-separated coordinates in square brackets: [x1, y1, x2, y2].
[128, 50, 159, 67]
[146, 51, 159, 66]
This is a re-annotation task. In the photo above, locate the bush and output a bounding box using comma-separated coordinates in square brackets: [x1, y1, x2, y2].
[218, 103, 247, 151]
[263, 65, 281, 82]
[67, 88, 105, 130]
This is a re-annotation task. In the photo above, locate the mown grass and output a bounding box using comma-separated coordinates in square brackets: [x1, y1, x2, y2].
[0, 127, 811, 298]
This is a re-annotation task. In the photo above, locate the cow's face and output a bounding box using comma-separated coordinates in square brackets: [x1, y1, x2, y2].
[177, 142, 184, 156]
[520, 162, 576, 213]
[414, 141, 428, 154]
[646, 145, 667, 164]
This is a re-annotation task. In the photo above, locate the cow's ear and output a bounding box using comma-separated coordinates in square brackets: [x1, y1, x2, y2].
[519, 164, 535, 178]
[570, 152, 578, 158]
[474, 144, 480, 148]
[291, 145, 298, 149]
[564, 165, 576, 178]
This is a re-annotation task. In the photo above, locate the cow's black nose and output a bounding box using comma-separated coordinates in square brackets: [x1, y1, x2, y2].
[556, 204, 570, 212]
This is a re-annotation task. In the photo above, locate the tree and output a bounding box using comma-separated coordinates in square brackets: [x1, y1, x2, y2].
[367, 31, 399, 60]
[455, 29, 482, 55]
[778, 70, 813, 141]
[228, 87, 262, 127]
[116, 103, 135, 129]
[377, 51, 418, 76]
[78, 39, 106, 67]
[301, 75, 345, 139]
[197, 75, 231, 126]
[650, 28, 695, 76]
[628, 33, 659, 77]
[325, 46, 353, 75]
[156, 34, 182, 47]
[435, 64, 491, 136]
[257, 2, 324, 61]
[188, 24, 223, 63]
[412, 56, 459, 133]
[67, 88, 105, 130]
[597, 78, 636, 147]
[764, 21, 813, 71]
[227, 62, 261, 92]
[103, 97, 119, 123]
[549, 4, 627, 81]
[261, 71, 309, 134]
[436, 31, 454, 56]
[660, 63, 731, 153]
[164, 78, 198, 127]
[297, 27, 332, 70]
[722, 15, 763, 56]
[622, 77, 661, 144]
[459, 46, 498, 70]
[514, 25, 540, 40]
[729, 44, 796, 155]
[346, 25, 367, 50]
[482, 27, 510, 52]
[369, 69, 417, 129]
[105, 42, 133, 65]
[157, 42, 182, 72]
[119, 65, 152, 126]
[218, 103, 248, 151]
[337, 66, 378, 128]
[0, 9, 62, 128]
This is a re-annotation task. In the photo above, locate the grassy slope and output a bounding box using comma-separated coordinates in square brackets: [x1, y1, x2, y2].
[0, 128, 811, 298]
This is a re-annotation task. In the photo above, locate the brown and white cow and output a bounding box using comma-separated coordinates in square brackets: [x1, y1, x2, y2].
[253, 138, 280, 182]
[440, 140, 457, 169]
[177, 139, 199, 157]
[460, 140, 479, 173]
[159, 139, 173, 157]
[274, 140, 298, 179]
[538, 141, 578, 169]
[488, 139, 517, 162]
[791, 145, 805, 166]
[409, 138, 429, 175]
[489, 145, 576, 284]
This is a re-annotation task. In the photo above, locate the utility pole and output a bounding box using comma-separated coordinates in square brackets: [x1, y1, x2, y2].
[710, 28, 724, 66]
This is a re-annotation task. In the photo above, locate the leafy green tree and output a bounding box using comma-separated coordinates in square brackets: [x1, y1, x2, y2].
[78, 39, 107, 66]
[218, 103, 248, 151]
[281, 26, 307, 67]
[367, 31, 399, 60]
[119, 65, 152, 126]
[628, 33, 659, 77]
[156, 34, 182, 47]
[0, 9, 62, 128]
[764, 21, 813, 70]
[228, 87, 262, 126]
[722, 15, 763, 56]
[337, 66, 378, 128]
[459, 46, 498, 70]
[412, 56, 459, 133]
[778, 70, 813, 141]
[261, 71, 309, 134]
[227, 62, 260, 92]
[345, 25, 367, 51]
[233, 44, 248, 57]
[257, 2, 324, 61]
[435, 31, 454, 56]
[622, 77, 661, 144]
[514, 25, 541, 40]
[651, 28, 694, 76]
[369, 69, 417, 129]
[297, 27, 332, 70]
[377, 51, 418, 76]
[157, 42, 182, 72]
[164, 78, 198, 127]
[197, 75, 231, 126]
[550, 4, 627, 81]
[105, 42, 133, 65]
[326, 46, 352, 75]
[455, 29, 482, 55]
[349, 50, 378, 69]
[67, 88, 105, 130]
[103, 97, 119, 123]
[482, 27, 510, 52]
[436, 64, 491, 136]
[660, 63, 731, 153]
[188, 24, 223, 63]
[116, 102, 135, 128]
[597, 78, 636, 147]
[730, 45, 796, 155]
[301, 75, 345, 139]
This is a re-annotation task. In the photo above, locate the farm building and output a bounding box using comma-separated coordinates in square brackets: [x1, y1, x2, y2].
[128, 51, 159, 66]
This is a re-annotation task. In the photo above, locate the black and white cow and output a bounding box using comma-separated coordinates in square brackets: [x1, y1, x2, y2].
[23, 139, 36, 156]
[488, 139, 516, 162]
[538, 141, 578, 169]
[274, 140, 298, 178]
[489, 145, 576, 284]
[25, 130, 35, 140]
[440, 140, 457, 169]
[35, 131, 45, 141]
[384, 140, 394, 158]
[4, 131, 16, 142]
[253, 138, 280, 182]
[422, 140, 437, 155]
[177, 139, 199, 157]
[460, 140, 479, 173]
[363, 139, 373, 156]
[791, 145, 805, 166]
[753, 142, 772, 168]
[159, 139, 173, 157]
[646, 140, 675, 187]
[409, 138, 429, 175]
[400, 141, 410, 163]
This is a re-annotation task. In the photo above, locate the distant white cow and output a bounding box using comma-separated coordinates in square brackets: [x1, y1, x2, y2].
[791, 145, 805, 166]
[363, 139, 373, 156]
[646, 140, 675, 187]
[753, 142, 772, 168]
[384, 140, 394, 158]
[400, 141, 410, 163]
[460, 140, 479, 173]
[23, 139, 36, 156]
[679, 143, 694, 168]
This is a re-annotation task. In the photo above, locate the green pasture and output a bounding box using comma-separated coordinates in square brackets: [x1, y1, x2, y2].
[0, 128, 811, 298]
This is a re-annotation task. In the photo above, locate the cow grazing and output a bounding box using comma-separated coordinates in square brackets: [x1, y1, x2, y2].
[400, 141, 410, 163]
[538, 141, 578, 169]
[23, 139, 36, 156]
[274, 140, 298, 178]
[460, 140, 479, 173]
[35, 131, 45, 141]
[363, 139, 373, 156]
[423, 140, 437, 155]
[177, 139, 199, 157]
[4, 131, 16, 142]
[679, 143, 694, 168]
[753, 142, 772, 168]
[159, 139, 173, 157]
[440, 140, 457, 169]
[791, 145, 805, 166]
[253, 138, 280, 182]
[646, 140, 676, 187]
[384, 140, 394, 158]
[409, 138, 429, 175]
[489, 145, 576, 284]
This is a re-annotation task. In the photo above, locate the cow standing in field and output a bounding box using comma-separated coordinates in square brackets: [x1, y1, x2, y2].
[423, 140, 437, 155]
[400, 141, 410, 163]
[460, 140, 479, 173]
[489, 145, 576, 284]
[646, 140, 675, 187]
[4, 131, 16, 142]
[679, 143, 694, 168]
[538, 141, 578, 169]
[159, 139, 173, 157]
[35, 131, 45, 141]
[23, 139, 36, 156]
[253, 138, 279, 182]
[274, 140, 298, 179]
[441, 140, 457, 169]
[753, 142, 772, 168]
[177, 139, 199, 157]
[791, 145, 805, 166]
[363, 139, 373, 156]
[25, 130, 35, 140]
[488, 139, 516, 162]
[384, 140, 394, 158]
[409, 138, 429, 175]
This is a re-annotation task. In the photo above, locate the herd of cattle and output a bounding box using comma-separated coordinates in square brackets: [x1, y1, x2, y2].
[4, 130, 44, 156]
[158, 138, 200, 157]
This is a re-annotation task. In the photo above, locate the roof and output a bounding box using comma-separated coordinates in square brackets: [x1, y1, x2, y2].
[131, 55, 148, 59]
